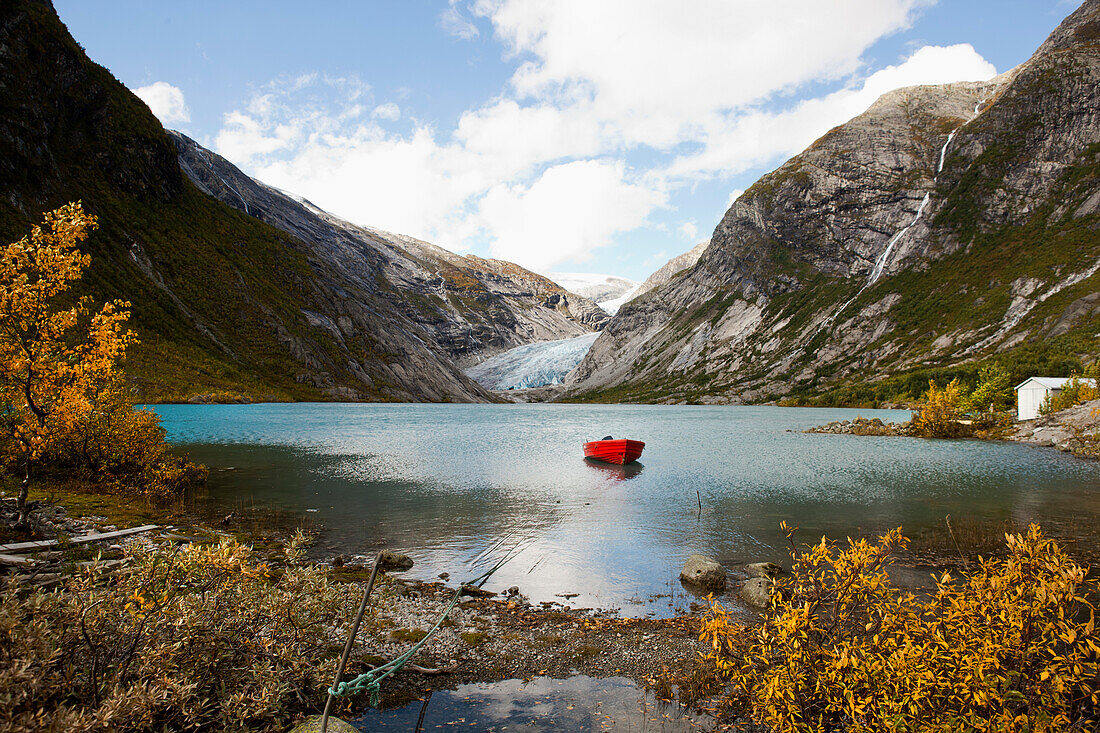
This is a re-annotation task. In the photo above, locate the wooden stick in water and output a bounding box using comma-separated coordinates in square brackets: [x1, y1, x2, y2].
[321, 550, 384, 733]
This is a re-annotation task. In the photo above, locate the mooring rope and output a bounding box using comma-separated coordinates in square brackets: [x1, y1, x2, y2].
[327, 548, 517, 708]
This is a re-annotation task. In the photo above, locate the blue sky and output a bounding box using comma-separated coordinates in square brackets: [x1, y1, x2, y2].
[57, 1, 1075, 282]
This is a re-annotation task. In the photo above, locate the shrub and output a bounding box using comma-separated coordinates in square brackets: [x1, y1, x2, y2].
[1040, 373, 1099, 415]
[701, 523, 1100, 732]
[963, 363, 1015, 413]
[43, 377, 206, 501]
[909, 378, 970, 437]
[0, 532, 362, 732]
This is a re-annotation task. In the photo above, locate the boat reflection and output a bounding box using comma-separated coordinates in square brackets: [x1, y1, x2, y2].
[584, 458, 645, 480]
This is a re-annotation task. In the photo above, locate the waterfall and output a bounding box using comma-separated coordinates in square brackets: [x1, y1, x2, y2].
[812, 95, 989, 335]
[868, 193, 931, 285]
[937, 131, 957, 173]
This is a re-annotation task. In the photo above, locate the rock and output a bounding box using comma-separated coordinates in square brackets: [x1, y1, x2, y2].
[679, 554, 727, 592]
[506, 585, 520, 596]
[438, 572, 450, 580]
[740, 578, 773, 608]
[460, 584, 496, 598]
[289, 715, 358, 733]
[745, 562, 783, 579]
[375, 550, 414, 572]
[331, 554, 347, 568]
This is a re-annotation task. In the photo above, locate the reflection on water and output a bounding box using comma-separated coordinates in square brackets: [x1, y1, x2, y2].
[155, 403, 1100, 616]
[584, 459, 645, 481]
[352, 676, 708, 731]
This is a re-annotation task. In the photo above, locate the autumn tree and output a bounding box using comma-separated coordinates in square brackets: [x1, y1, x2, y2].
[909, 378, 968, 438]
[0, 202, 133, 525]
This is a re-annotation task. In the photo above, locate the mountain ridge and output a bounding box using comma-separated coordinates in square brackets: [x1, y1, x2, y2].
[0, 0, 603, 403]
[567, 0, 1100, 405]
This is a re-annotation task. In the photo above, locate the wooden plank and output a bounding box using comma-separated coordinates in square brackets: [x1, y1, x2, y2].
[0, 553, 34, 566]
[0, 525, 160, 554]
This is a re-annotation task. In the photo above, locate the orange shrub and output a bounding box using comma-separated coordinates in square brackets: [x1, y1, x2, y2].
[702, 524, 1100, 732]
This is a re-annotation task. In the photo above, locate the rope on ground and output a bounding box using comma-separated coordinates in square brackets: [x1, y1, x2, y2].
[327, 549, 517, 708]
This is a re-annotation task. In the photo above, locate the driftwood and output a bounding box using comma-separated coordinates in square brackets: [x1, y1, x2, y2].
[0, 525, 160, 554]
[0, 553, 34, 567]
[405, 663, 459, 675]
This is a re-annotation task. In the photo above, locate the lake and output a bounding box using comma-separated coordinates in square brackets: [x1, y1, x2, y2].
[155, 403, 1100, 616]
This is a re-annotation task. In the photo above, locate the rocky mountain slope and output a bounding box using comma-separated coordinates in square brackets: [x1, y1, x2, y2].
[0, 0, 601, 402]
[172, 133, 607, 369]
[568, 0, 1100, 405]
[633, 240, 709, 300]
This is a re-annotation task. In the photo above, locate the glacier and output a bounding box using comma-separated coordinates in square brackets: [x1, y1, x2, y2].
[465, 332, 600, 390]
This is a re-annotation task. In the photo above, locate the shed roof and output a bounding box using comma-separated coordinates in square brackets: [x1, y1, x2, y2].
[1015, 376, 1096, 390]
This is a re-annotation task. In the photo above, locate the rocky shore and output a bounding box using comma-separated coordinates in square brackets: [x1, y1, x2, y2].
[804, 416, 908, 436]
[1009, 398, 1100, 456]
[346, 575, 705, 708]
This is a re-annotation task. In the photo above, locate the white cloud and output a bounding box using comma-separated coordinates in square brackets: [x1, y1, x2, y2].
[441, 1, 480, 39]
[133, 81, 190, 126]
[474, 0, 933, 148]
[372, 103, 401, 120]
[477, 160, 666, 270]
[678, 221, 698, 241]
[211, 3, 1002, 274]
[665, 43, 997, 180]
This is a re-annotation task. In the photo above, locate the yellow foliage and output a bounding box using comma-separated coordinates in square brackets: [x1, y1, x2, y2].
[0, 533, 361, 732]
[1041, 372, 1099, 415]
[0, 203, 202, 515]
[909, 378, 969, 438]
[701, 524, 1100, 732]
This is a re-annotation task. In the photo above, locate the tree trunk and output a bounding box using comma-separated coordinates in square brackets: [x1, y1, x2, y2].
[16, 460, 31, 527]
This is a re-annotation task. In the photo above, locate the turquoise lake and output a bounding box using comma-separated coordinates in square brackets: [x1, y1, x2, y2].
[155, 403, 1100, 616]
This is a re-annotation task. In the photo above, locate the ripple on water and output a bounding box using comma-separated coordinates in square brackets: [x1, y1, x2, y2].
[155, 404, 1100, 617]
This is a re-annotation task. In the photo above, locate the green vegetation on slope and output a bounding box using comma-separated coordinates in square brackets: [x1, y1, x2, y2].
[0, 1, 408, 402]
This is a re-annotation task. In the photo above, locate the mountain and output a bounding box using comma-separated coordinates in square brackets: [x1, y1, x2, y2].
[0, 0, 601, 402]
[171, 133, 607, 370]
[569, 0, 1100, 405]
[548, 272, 640, 314]
[633, 240, 709, 300]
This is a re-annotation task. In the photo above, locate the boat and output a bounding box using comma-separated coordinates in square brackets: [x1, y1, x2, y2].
[583, 436, 645, 465]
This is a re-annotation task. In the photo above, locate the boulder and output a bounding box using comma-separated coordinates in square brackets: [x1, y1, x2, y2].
[745, 562, 783, 579]
[375, 549, 414, 572]
[740, 578, 773, 608]
[680, 554, 727, 592]
[289, 715, 358, 733]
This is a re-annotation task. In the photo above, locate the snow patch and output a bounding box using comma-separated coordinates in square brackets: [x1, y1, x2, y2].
[548, 272, 639, 314]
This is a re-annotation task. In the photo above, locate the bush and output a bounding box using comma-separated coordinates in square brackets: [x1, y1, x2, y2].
[963, 363, 1015, 413]
[701, 523, 1100, 732]
[909, 378, 971, 437]
[0, 532, 362, 732]
[43, 378, 206, 501]
[1040, 373, 1099, 415]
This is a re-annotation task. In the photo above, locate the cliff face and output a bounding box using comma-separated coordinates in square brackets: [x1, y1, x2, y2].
[569, 0, 1100, 404]
[0, 0, 602, 402]
[171, 132, 607, 369]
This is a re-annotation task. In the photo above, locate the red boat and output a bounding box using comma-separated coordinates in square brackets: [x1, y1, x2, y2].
[583, 437, 645, 465]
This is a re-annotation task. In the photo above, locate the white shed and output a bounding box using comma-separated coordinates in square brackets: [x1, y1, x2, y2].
[1015, 377, 1094, 421]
